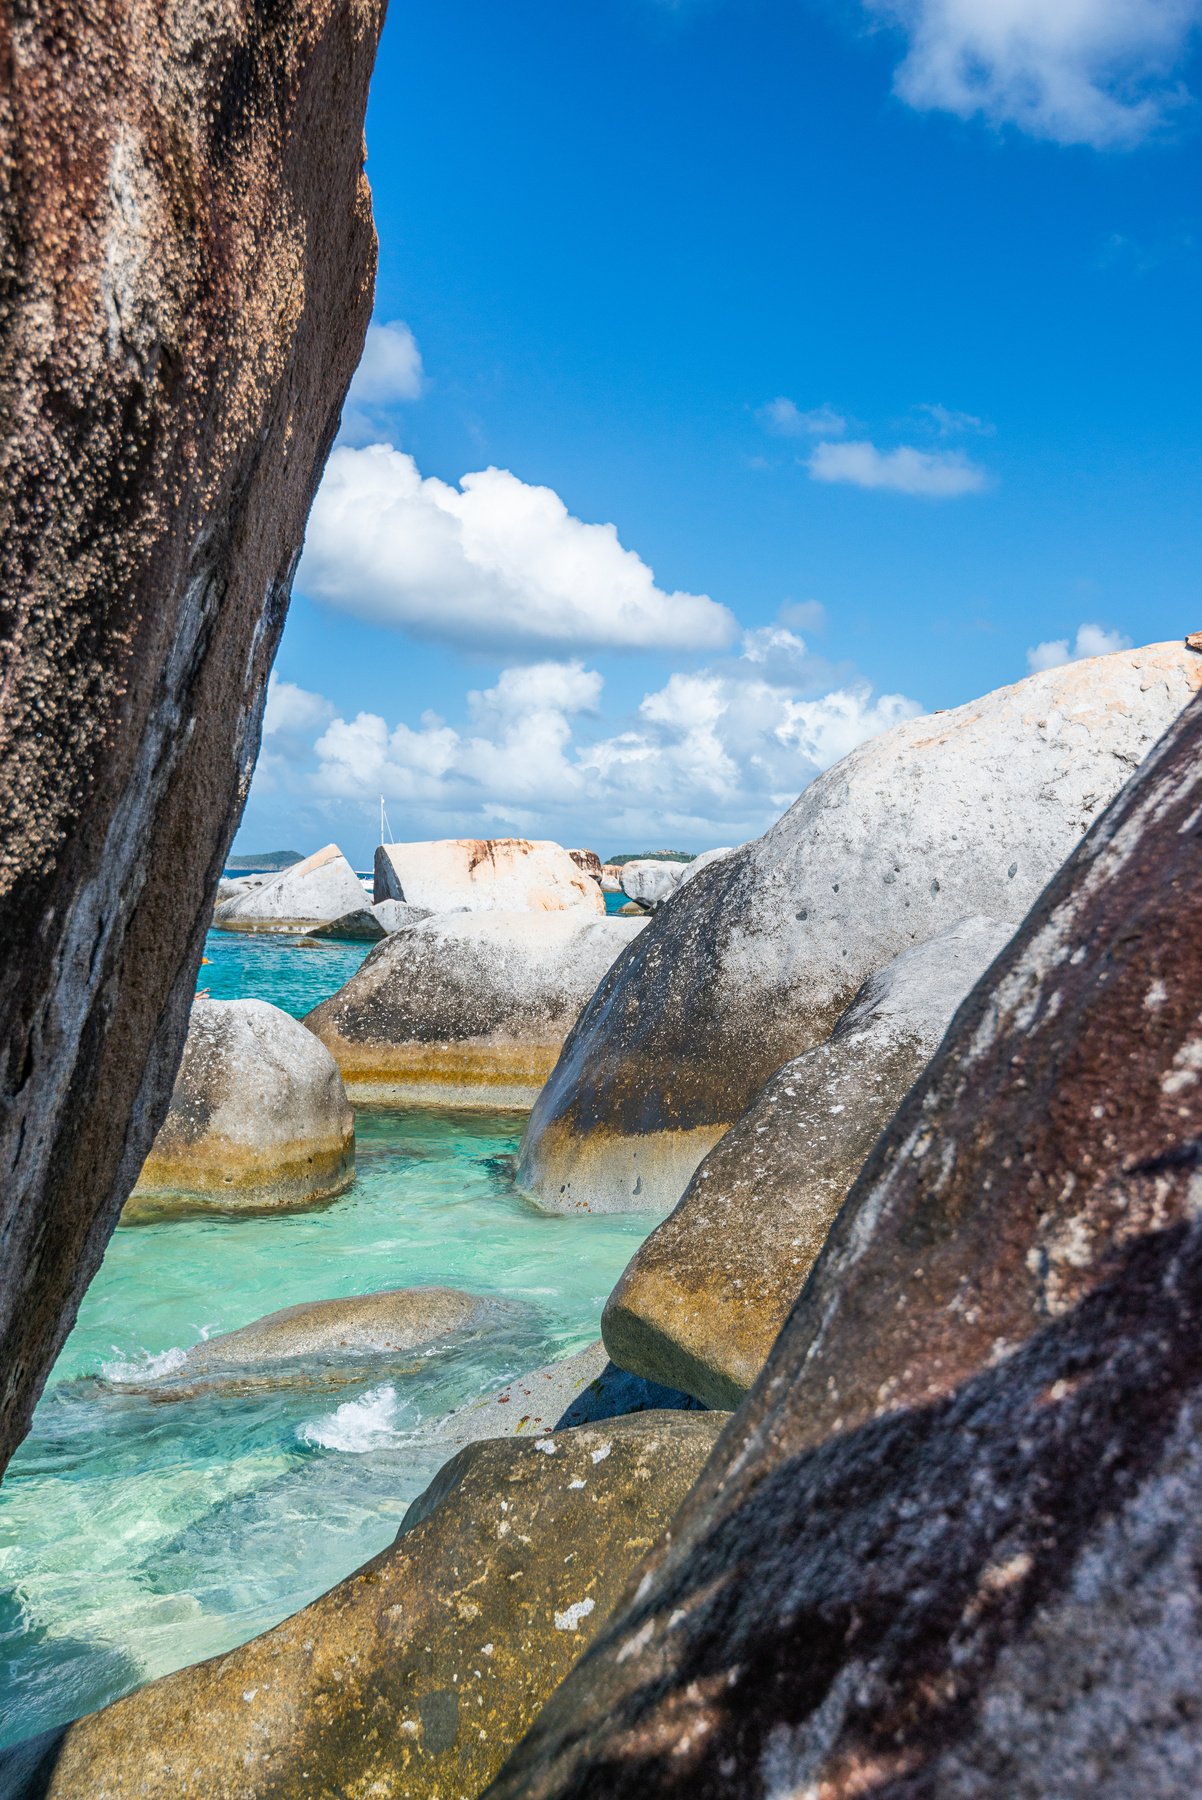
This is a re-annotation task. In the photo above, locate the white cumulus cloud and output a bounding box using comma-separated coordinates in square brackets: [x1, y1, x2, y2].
[348, 321, 424, 405]
[297, 641, 921, 846]
[864, 0, 1202, 147]
[299, 444, 737, 654]
[1026, 621, 1134, 672]
[262, 673, 335, 744]
[807, 438, 990, 497]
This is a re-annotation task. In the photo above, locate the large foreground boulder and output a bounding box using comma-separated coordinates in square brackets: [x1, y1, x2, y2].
[13, 1413, 728, 1800]
[212, 843, 366, 931]
[518, 642, 1200, 1215]
[482, 685, 1202, 1795]
[0, 0, 384, 1476]
[306, 912, 647, 1108]
[126, 999, 354, 1219]
[602, 914, 1013, 1404]
[374, 837, 603, 915]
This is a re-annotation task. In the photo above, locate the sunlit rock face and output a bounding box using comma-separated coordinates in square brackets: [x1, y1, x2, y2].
[212, 843, 366, 931]
[126, 998, 354, 1219]
[485, 690, 1202, 1800]
[374, 837, 605, 915]
[602, 914, 1013, 1407]
[517, 642, 1201, 1217]
[0, 0, 384, 1475]
[306, 911, 648, 1110]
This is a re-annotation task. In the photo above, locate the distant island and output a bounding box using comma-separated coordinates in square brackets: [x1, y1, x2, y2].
[226, 850, 302, 871]
[605, 850, 694, 866]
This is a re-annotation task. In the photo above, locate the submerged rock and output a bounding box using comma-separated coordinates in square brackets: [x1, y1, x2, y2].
[212, 843, 366, 932]
[374, 837, 603, 915]
[603, 915, 1013, 1405]
[183, 1287, 491, 1373]
[483, 679, 1202, 1799]
[17, 1414, 728, 1800]
[306, 911, 646, 1108]
[126, 999, 354, 1219]
[0, 0, 384, 1476]
[517, 642, 1201, 1216]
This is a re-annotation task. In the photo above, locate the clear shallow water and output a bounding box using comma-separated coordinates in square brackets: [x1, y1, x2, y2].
[200, 926, 371, 1017]
[0, 940, 653, 1747]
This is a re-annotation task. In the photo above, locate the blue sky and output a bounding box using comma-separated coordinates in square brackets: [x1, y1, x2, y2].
[237, 0, 1202, 866]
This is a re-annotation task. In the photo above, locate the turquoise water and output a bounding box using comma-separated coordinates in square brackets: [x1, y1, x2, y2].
[200, 927, 371, 1017]
[0, 936, 652, 1747]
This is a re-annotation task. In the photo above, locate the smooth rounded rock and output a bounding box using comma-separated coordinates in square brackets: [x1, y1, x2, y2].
[518, 642, 1201, 1216]
[213, 843, 368, 933]
[126, 999, 354, 1219]
[374, 836, 603, 915]
[306, 911, 647, 1108]
[602, 915, 1013, 1406]
[183, 1287, 491, 1374]
[16, 1413, 729, 1800]
[618, 859, 684, 909]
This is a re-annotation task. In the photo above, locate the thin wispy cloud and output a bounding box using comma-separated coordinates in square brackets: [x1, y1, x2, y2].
[1026, 621, 1133, 673]
[756, 397, 847, 438]
[807, 438, 990, 497]
[300, 443, 737, 654]
[862, 0, 1202, 148]
[919, 402, 995, 437]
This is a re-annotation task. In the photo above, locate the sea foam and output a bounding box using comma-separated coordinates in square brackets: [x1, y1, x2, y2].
[101, 1345, 188, 1384]
[298, 1384, 403, 1453]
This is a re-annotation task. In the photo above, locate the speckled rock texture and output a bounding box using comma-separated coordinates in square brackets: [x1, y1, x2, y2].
[0, 0, 383, 1477]
[306, 911, 647, 1109]
[374, 838, 604, 915]
[603, 915, 1013, 1407]
[13, 1413, 728, 1800]
[126, 998, 354, 1218]
[213, 842, 367, 930]
[517, 642, 1201, 1216]
[481, 688, 1202, 1799]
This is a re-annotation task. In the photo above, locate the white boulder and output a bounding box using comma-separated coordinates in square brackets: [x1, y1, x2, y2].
[618, 860, 684, 910]
[517, 641, 1202, 1214]
[373, 837, 603, 915]
[127, 999, 355, 1218]
[214, 844, 366, 932]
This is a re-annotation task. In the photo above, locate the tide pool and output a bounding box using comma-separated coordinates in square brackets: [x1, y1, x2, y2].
[0, 936, 653, 1747]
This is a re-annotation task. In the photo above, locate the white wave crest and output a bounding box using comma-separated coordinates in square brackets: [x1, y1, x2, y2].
[298, 1384, 402, 1453]
[101, 1345, 188, 1384]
